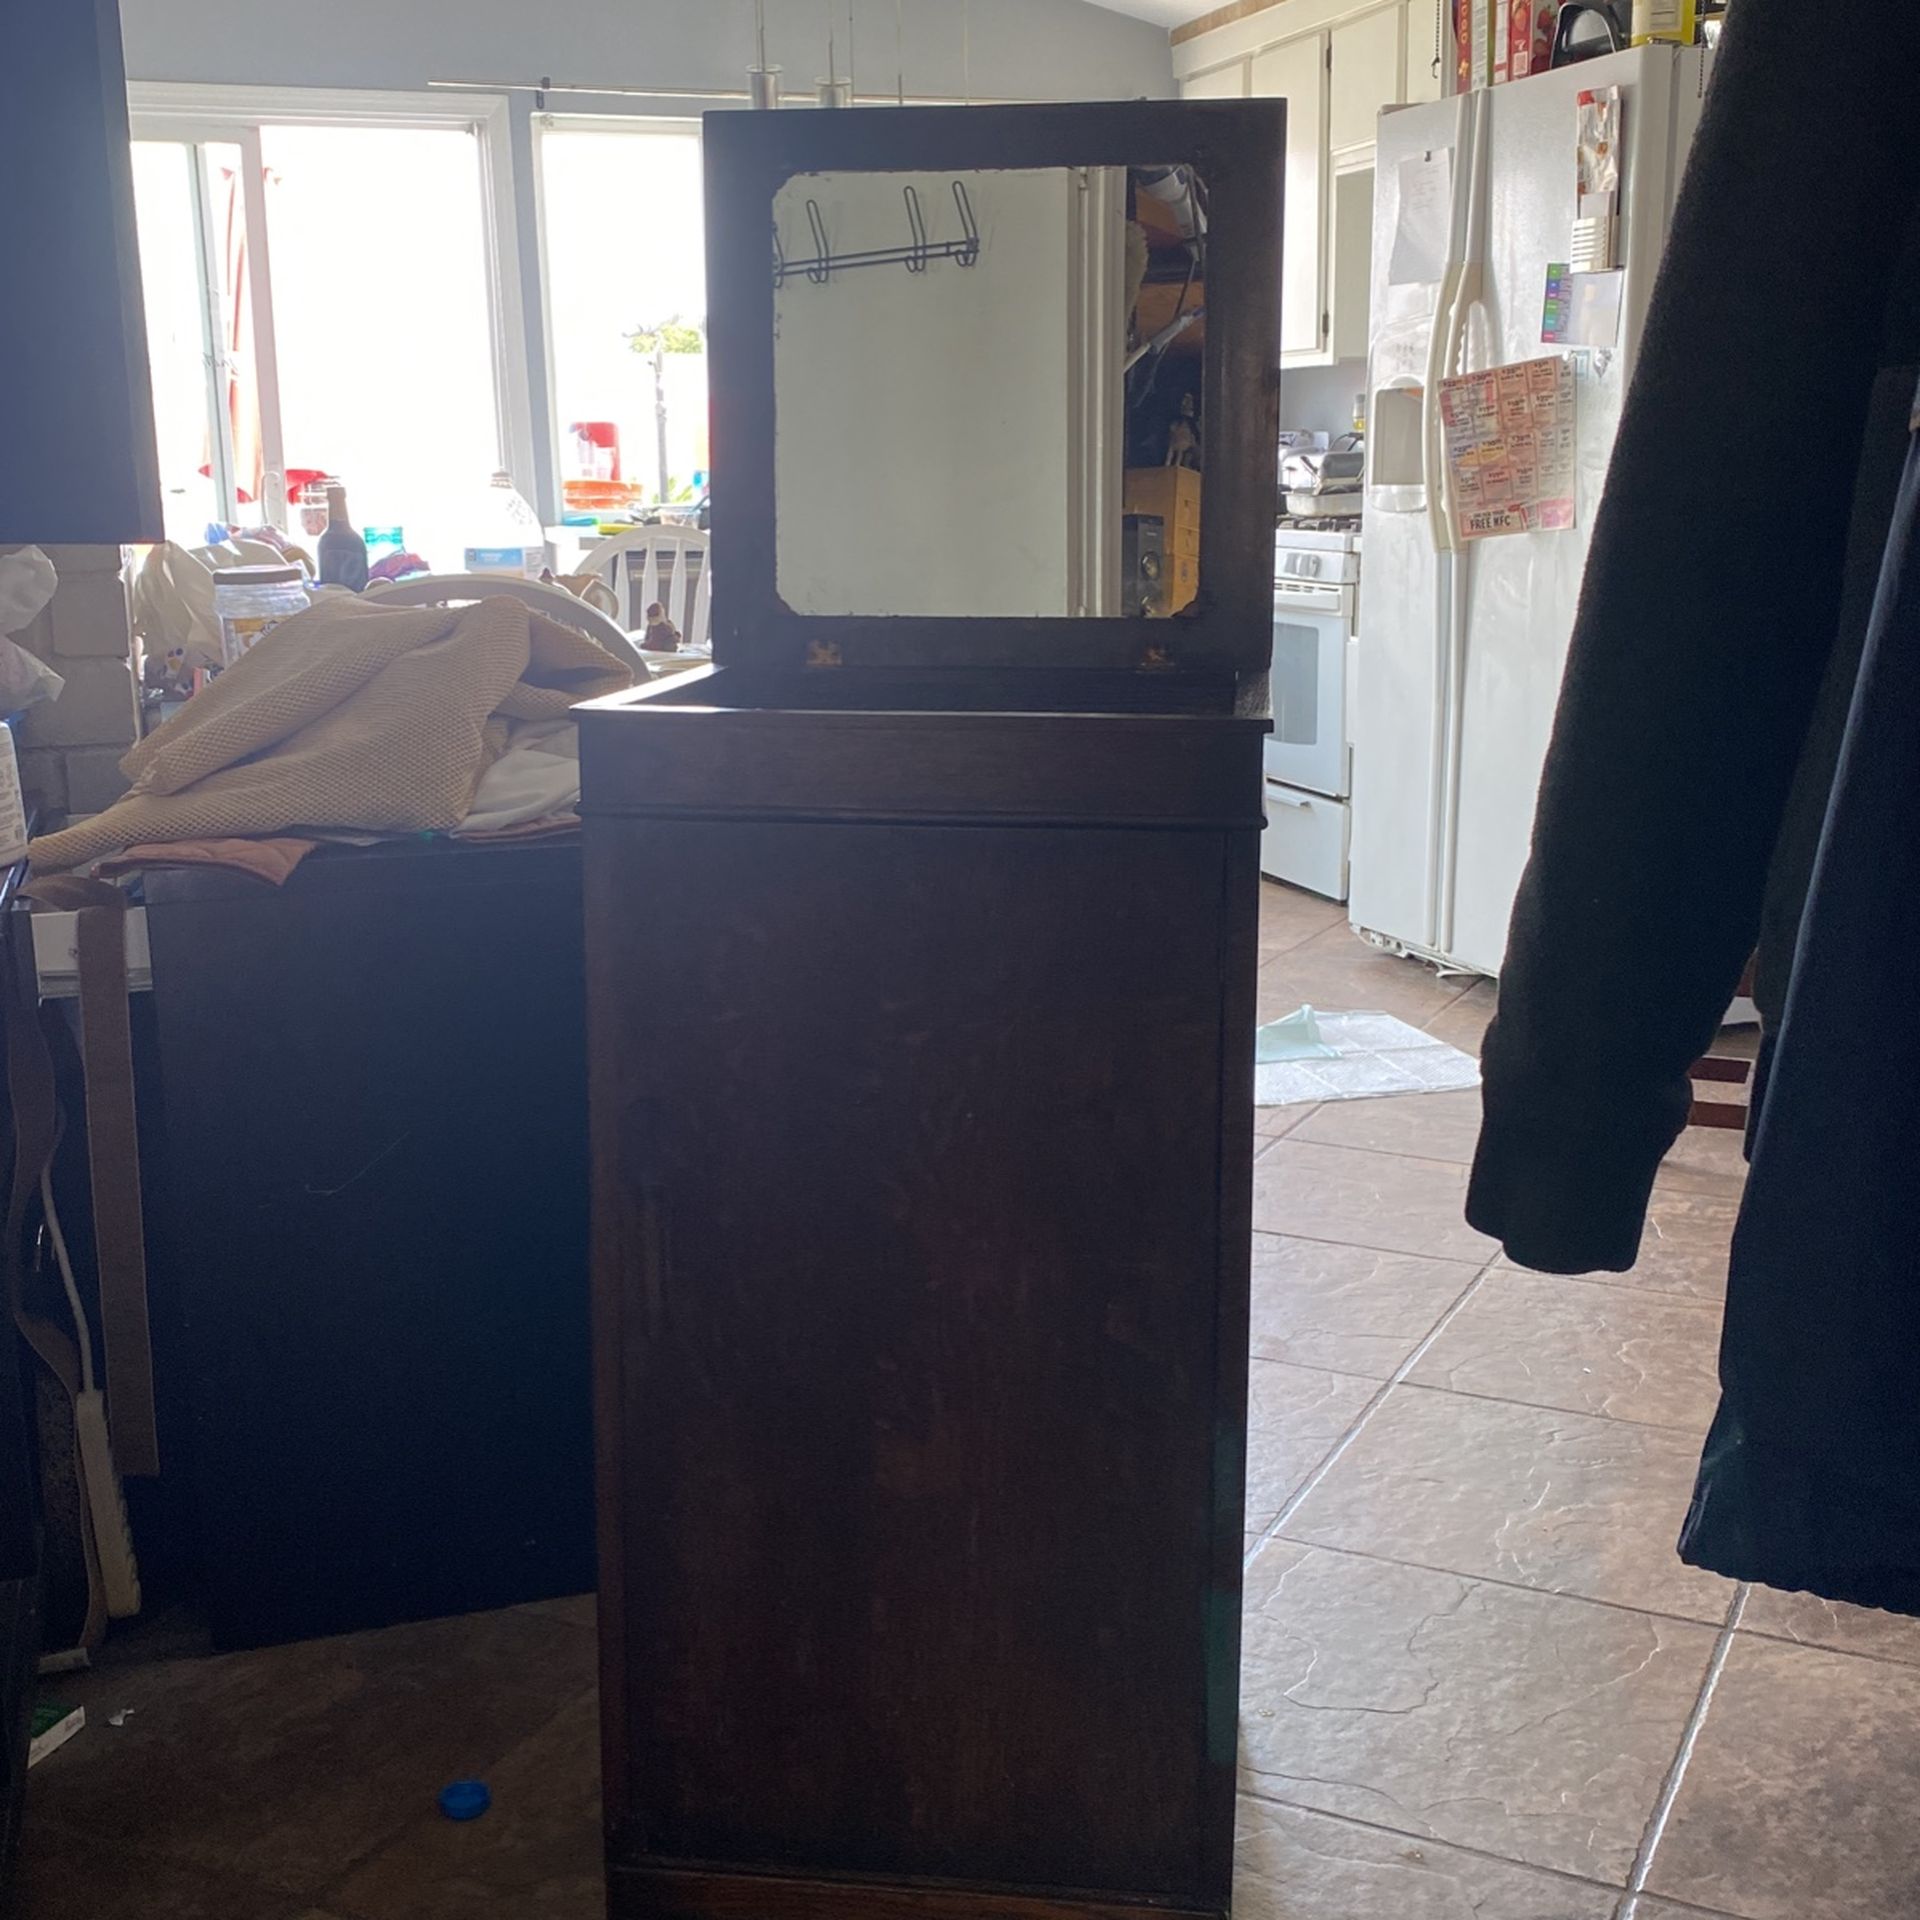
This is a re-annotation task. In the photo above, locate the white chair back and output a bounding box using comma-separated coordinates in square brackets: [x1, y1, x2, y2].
[579, 527, 711, 650]
[363, 572, 647, 676]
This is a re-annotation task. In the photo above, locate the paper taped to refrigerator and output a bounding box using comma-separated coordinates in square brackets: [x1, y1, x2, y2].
[1438, 356, 1576, 541]
[1388, 149, 1453, 287]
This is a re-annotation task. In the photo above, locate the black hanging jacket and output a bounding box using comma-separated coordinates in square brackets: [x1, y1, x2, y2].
[1467, 0, 1920, 1610]
[1467, 0, 1920, 1275]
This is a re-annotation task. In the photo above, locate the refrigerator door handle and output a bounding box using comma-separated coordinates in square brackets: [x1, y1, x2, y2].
[1424, 91, 1489, 557]
[1422, 266, 1463, 556]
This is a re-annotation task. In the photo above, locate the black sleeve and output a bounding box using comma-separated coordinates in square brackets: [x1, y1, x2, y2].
[1465, 0, 1920, 1275]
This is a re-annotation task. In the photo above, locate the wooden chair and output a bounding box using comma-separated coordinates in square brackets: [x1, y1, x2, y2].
[363, 572, 647, 677]
[578, 527, 712, 651]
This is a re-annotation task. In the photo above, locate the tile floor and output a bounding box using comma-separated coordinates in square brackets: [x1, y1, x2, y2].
[18, 881, 1920, 1918]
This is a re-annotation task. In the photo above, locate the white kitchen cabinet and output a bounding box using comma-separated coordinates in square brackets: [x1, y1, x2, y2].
[1249, 33, 1328, 361]
[1179, 0, 1440, 368]
[1181, 57, 1249, 97]
[1329, 6, 1405, 155]
[1404, 0, 1447, 103]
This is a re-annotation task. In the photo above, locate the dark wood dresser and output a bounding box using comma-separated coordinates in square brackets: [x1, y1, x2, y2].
[142, 838, 597, 1648]
[582, 100, 1284, 1920]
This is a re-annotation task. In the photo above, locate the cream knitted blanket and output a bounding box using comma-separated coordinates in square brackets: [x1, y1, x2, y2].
[29, 593, 633, 872]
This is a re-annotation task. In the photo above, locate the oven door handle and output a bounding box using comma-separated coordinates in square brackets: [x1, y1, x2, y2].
[1272, 583, 1348, 616]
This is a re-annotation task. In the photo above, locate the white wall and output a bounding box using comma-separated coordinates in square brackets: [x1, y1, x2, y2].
[117, 0, 1176, 104]
[774, 168, 1082, 617]
[1281, 361, 1368, 437]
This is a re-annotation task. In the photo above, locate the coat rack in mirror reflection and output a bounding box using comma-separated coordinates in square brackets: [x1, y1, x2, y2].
[772, 179, 981, 287]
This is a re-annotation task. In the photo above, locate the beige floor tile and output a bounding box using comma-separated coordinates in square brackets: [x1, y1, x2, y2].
[1253, 1140, 1497, 1263]
[1233, 1796, 1619, 1920]
[1250, 1233, 1478, 1380]
[23, 1606, 596, 1896]
[1647, 1635, 1920, 1920]
[1503, 1187, 1738, 1304]
[1408, 1269, 1724, 1433]
[1292, 1089, 1484, 1165]
[1253, 1098, 1322, 1139]
[1258, 926, 1477, 1028]
[1422, 978, 1497, 1051]
[1239, 1540, 1717, 1885]
[1258, 880, 1348, 957]
[328, 1688, 601, 1920]
[1738, 1586, 1920, 1669]
[1245, 1359, 1377, 1531]
[1283, 1385, 1736, 1622]
[1657, 1121, 1750, 1198]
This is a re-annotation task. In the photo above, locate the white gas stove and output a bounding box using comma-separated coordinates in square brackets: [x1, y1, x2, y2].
[1263, 526, 1361, 901]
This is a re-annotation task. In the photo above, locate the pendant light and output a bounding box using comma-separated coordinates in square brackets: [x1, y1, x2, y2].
[818, 0, 852, 106]
[748, 0, 781, 109]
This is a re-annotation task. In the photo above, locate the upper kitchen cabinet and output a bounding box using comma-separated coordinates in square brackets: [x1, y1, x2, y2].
[1329, 7, 1403, 155]
[1179, 0, 1438, 368]
[1404, 0, 1447, 105]
[1250, 35, 1328, 361]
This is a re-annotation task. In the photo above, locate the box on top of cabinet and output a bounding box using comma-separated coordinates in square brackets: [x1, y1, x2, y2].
[1457, 0, 1555, 88]
[1509, 1, 1556, 77]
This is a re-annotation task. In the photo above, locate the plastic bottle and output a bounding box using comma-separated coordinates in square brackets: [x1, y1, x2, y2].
[212, 564, 312, 665]
[463, 471, 545, 578]
[317, 484, 370, 591]
[1631, 0, 1696, 44]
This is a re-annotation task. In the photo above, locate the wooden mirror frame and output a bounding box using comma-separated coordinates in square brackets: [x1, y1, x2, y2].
[704, 99, 1286, 679]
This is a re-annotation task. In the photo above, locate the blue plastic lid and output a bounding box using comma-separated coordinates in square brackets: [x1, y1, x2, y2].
[438, 1779, 491, 1821]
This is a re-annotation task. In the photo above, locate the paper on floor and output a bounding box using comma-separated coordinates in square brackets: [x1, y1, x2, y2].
[1254, 1007, 1480, 1108]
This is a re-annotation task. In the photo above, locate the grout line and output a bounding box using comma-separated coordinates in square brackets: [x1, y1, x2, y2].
[1237, 1788, 1636, 1906]
[1253, 1101, 1328, 1141]
[1733, 1621, 1920, 1672]
[1250, 1209, 1721, 1304]
[1245, 1257, 1496, 1568]
[1242, 1221, 1502, 1263]
[1258, 1127, 1746, 1211]
[1259, 1533, 1737, 1635]
[1247, 1223, 1484, 1272]
[1381, 1376, 1724, 1441]
[1257, 1135, 1489, 1177]
[1620, 1584, 1749, 1907]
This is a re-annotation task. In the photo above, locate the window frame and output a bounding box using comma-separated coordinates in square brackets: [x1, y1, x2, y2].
[531, 110, 706, 516]
[126, 82, 537, 529]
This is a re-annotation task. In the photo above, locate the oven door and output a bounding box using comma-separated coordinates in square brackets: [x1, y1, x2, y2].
[1267, 581, 1352, 798]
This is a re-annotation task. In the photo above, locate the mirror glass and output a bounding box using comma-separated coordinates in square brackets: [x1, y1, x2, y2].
[772, 163, 1208, 619]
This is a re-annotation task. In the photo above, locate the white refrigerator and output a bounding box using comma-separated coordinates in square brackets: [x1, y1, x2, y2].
[1349, 44, 1712, 976]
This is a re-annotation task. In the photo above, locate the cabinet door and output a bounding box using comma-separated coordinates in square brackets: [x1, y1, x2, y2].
[1330, 5, 1407, 155]
[1181, 57, 1248, 98]
[1250, 33, 1327, 362]
[1404, 0, 1447, 104]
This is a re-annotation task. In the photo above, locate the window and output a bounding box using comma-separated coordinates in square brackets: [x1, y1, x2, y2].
[538, 120, 708, 510]
[130, 139, 255, 546]
[126, 88, 530, 568]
